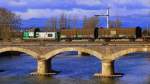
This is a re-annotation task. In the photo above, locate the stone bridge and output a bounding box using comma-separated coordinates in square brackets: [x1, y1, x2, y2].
[0, 42, 150, 77]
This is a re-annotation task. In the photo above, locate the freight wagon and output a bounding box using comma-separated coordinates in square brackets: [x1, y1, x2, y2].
[60, 28, 95, 41]
[97, 27, 142, 41]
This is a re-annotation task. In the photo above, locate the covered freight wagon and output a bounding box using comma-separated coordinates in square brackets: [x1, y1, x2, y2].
[98, 27, 142, 41]
[60, 28, 95, 41]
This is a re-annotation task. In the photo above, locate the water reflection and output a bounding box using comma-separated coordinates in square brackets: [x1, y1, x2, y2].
[0, 52, 150, 84]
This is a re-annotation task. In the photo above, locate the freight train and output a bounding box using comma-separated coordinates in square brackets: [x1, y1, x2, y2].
[22, 27, 145, 42]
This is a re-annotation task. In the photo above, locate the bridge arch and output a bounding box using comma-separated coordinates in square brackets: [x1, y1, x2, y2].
[0, 47, 39, 58]
[112, 47, 150, 60]
[44, 47, 103, 60]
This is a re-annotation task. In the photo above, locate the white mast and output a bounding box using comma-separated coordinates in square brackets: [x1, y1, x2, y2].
[95, 8, 110, 29]
[106, 8, 110, 29]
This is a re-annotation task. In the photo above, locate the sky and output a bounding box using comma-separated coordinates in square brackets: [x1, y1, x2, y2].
[0, 0, 150, 28]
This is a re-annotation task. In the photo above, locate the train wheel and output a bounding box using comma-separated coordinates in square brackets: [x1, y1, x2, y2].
[88, 39, 95, 42]
[144, 38, 150, 42]
[129, 38, 135, 42]
[104, 39, 111, 42]
[66, 38, 72, 42]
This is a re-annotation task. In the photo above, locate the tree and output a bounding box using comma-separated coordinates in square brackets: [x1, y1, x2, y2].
[109, 17, 122, 28]
[45, 17, 57, 31]
[45, 14, 79, 30]
[83, 16, 99, 29]
[67, 15, 71, 29]
[115, 18, 122, 28]
[83, 16, 88, 29]
[51, 17, 57, 31]
[59, 13, 67, 29]
[0, 8, 21, 41]
[143, 29, 150, 36]
[71, 15, 77, 29]
[45, 19, 51, 31]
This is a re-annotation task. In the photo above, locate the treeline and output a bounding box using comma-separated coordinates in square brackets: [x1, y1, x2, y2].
[44, 14, 100, 31]
[109, 18, 122, 28]
[44, 14, 124, 32]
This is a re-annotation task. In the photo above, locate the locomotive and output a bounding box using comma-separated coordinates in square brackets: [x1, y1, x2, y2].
[23, 27, 143, 42]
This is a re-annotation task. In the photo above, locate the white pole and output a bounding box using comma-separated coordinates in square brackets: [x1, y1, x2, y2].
[107, 8, 110, 29]
[94, 8, 110, 29]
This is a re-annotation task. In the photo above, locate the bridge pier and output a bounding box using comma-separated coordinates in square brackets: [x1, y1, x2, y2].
[36, 59, 57, 76]
[101, 60, 115, 76]
[37, 60, 48, 74]
[95, 60, 122, 77]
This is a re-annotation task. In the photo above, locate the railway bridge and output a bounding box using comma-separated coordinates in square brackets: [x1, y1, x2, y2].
[0, 41, 150, 77]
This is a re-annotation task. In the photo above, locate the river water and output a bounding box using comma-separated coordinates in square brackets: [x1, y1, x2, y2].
[0, 52, 150, 84]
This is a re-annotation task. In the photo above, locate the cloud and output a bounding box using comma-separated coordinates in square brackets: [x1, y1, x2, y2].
[110, 7, 150, 16]
[15, 7, 150, 20]
[75, 0, 102, 6]
[5, 0, 27, 6]
[1, 0, 149, 20]
[2, 0, 150, 7]
[105, 0, 150, 8]
[4, 0, 102, 7]
[15, 8, 102, 20]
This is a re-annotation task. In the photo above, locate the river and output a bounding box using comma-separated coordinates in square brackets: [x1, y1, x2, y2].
[0, 52, 150, 84]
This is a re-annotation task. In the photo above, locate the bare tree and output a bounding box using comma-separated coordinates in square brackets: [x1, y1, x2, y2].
[109, 20, 114, 28]
[45, 19, 52, 31]
[83, 16, 99, 29]
[45, 17, 57, 31]
[50, 17, 57, 31]
[71, 15, 78, 29]
[109, 17, 122, 28]
[67, 15, 71, 29]
[0, 8, 21, 41]
[59, 13, 67, 29]
[83, 16, 88, 29]
[143, 29, 150, 36]
[46, 14, 79, 30]
[90, 16, 99, 28]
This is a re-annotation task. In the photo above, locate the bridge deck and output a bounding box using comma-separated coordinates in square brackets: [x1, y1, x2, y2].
[0, 41, 150, 46]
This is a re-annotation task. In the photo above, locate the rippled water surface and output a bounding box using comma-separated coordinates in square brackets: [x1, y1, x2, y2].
[0, 52, 150, 84]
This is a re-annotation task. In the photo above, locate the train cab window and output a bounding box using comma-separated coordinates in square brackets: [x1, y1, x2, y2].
[48, 34, 53, 37]
[36, 33, 39, 37]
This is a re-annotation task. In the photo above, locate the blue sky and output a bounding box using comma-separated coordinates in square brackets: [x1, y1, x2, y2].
[0, 0, 150, 28]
